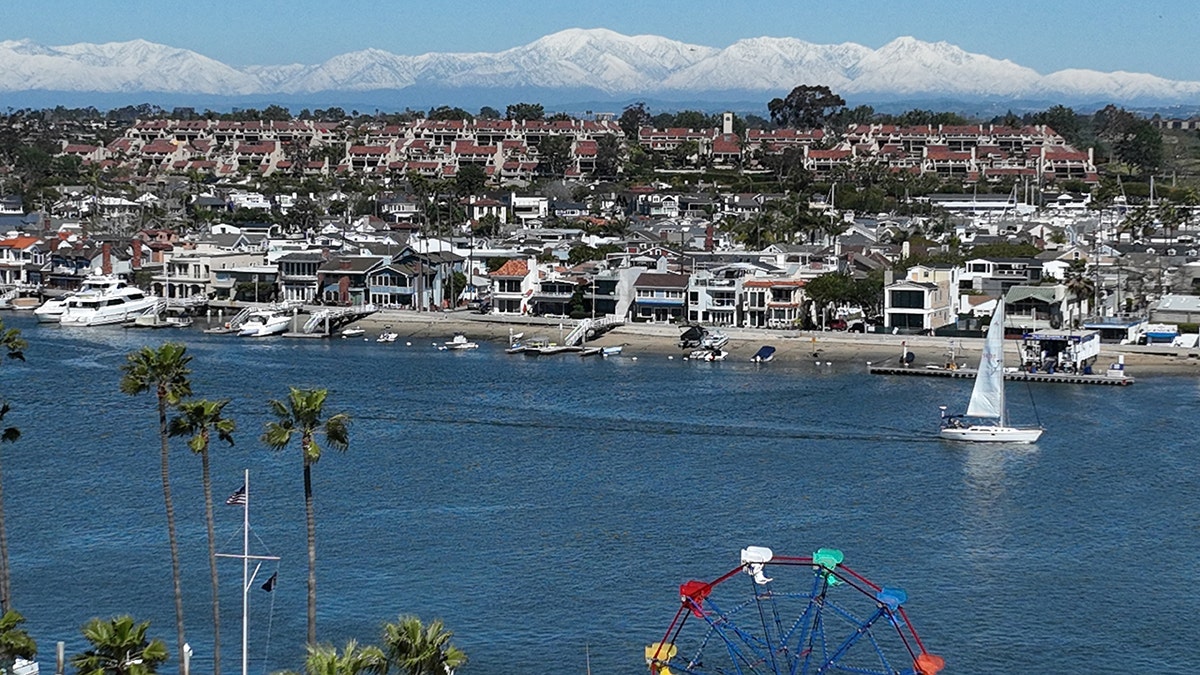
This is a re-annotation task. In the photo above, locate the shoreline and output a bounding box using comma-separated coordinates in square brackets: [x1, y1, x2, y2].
[322, 309, 1200, 377]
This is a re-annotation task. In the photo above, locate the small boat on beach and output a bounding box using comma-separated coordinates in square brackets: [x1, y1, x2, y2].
[688, 347, 727, 362]
[601, 345, 623, 357]
[341, 327, 366, 338]
[579, 346, 603, 357]
[377, 328, 398, 343]
[751, 345, 776, 363]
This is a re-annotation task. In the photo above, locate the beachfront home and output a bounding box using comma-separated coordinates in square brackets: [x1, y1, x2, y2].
[742, 278, 806, 329]
[883, 278, 953, 333]
[276, 252, 324, 303]
[489, 258, 537, 315]
[630, 271, 688, 323]
[1004, 284, 1084, 330]
[318, 256, 386, 306]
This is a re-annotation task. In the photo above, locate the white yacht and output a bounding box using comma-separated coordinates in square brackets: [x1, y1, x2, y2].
[58, 285, 161, 327]
[237, 309, 293, 337]
[34, 274, 130, 323]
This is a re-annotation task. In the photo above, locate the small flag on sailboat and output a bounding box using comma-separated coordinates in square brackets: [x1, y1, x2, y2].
[261, 572, 277, 592]
[225, 485, 247, 506]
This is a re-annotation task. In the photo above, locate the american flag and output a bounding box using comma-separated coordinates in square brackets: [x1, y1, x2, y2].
[225, 485, 247, 506]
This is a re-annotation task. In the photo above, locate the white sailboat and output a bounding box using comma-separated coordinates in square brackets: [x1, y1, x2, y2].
[939, 300, 1043, 443]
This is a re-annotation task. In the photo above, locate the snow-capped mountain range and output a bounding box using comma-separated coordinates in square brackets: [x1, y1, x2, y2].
[2, 28, 1199, 105]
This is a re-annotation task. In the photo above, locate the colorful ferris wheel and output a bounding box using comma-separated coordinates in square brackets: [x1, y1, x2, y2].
[646, 546, 944, 675]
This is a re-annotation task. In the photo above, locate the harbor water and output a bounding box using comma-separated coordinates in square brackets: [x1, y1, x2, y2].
[2, 314, 1197, 674]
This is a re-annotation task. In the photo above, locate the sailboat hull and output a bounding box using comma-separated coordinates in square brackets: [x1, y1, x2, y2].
[939, 425, 1043, 443]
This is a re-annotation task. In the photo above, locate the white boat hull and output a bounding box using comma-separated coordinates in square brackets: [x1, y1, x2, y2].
[60, 301, 161, 326]
[239, 319, 289, 337]
[939, 425, 1043, 443]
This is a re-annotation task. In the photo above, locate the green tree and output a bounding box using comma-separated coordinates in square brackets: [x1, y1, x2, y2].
[292, 641, 385, 675]
[119, 344, 193, 659]
[505, 103, 544, 121]
[0, 320, 25, 614]
[261, 388, 350, 645]
[618, 102, 651, 140]
[71, 616, 169, 675]
[536, 135, 573, 178]
[804, 272, 855, 328]
[594, 134, 622, 178]
[426, 106, 472, 122]
[477, 106, 501, 120]
[454, 164, 486, 197]
[473, 213, 501, 238]
[167, 399, 236, 675]
[1063, 259, 1095, 328]
[381, 616, 466, 675]
[0, 610, 36, 673]
[767, 85, 846, 128]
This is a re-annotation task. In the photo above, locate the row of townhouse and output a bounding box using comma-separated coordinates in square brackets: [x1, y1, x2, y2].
[59, 115, 1094, 184]
[634, 120, 1099, 183]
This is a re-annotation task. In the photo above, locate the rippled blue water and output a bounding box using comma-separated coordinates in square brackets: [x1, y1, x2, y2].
[1, 314, 1197, 674]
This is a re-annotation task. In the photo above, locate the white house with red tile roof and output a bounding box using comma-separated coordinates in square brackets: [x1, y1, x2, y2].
[488, 257, 537, 315]
[742, 277, 807, 329]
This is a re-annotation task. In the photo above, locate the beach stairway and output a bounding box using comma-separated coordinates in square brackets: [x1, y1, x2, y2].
[301, 303, 378, 335]
[563, 316, 624, 346]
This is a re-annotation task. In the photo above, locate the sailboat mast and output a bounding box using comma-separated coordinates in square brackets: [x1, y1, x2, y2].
[242, 468, 250, 675]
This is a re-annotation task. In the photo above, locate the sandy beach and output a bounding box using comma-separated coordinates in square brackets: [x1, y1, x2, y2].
[338, 309, 1200, 377]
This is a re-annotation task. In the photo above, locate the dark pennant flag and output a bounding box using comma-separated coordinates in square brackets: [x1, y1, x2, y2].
[226, 485, 247, 506]
[261, 572, 277, 592]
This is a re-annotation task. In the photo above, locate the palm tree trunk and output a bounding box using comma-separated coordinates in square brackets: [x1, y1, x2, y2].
[303, 456, 317, 646]
[0, 457, 10, 613]
[158, 393, 186, 660]
[201, 448, 221, 675]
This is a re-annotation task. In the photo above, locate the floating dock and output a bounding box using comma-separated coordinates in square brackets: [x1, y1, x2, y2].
[868, 366, 1134, 386]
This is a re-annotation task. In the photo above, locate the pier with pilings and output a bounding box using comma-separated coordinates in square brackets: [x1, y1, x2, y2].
[868, 365, 1134, 386]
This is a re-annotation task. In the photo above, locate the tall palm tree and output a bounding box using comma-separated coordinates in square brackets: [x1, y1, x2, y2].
[119, 343, 193, 659]
[1064, 260, 1096, 330]
[0, 319, 25, 615]
[294, 641, 385, 675]
[261, 387, 350, 645]
[168, 399, 236, 675]
[0, 610, 36, 673]
[71, 616, 169, 675]
[381, 616, 466, 675]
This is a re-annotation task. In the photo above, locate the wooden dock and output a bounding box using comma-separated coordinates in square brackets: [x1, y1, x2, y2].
[868, 366, 1135, 386]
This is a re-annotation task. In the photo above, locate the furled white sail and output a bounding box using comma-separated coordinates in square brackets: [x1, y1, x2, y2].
[965, 299, 1006, 421]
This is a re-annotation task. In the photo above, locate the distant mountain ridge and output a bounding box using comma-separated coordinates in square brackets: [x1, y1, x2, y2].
[2, 28, 1199, 107]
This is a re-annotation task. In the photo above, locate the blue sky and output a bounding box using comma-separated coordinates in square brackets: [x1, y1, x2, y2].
[7, 0, 1199, 80]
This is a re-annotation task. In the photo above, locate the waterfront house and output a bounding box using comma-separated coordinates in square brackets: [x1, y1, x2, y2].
[318, 256, 386, 306]
[742, 277, 806, 329]
[630, 270, 688, 323]
[883, 278, 953, 333]
[1004, 284, 1083, 330]
[489, 258, 536, 315]
[276, 251, 325, 303]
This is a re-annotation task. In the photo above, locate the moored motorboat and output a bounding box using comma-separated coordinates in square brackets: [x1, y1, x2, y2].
[341, 327, 366, 338]
[58, 284, 161, 327]
[237, 309, 292, 337]
[438, 332, 479, 351]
